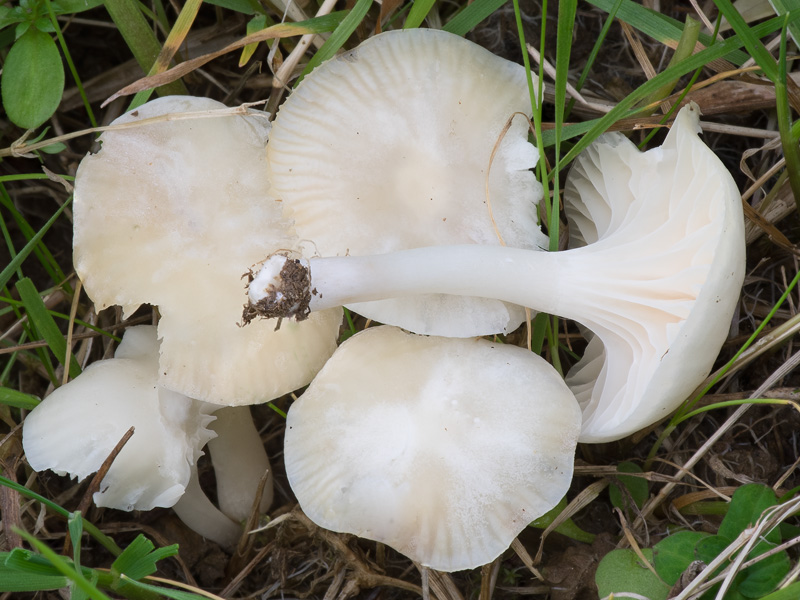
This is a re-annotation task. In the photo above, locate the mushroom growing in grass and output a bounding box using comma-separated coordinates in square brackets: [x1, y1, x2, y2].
[284, 326, 581, 572]
[248, 103, 746, 442]
[73, 95, 342, 406]
[22, 326, 271, 548]
[264, 28, 547, 337]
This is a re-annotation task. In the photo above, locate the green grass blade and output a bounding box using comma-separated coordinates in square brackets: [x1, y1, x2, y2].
[442, 0, 507, 36]
[298, 0, 373, 83]
[15, 277, 81, 381]
[129, 0, 204, 110]
[771, 0, 800, 45]
[0, 387, 40, 409]
[103, 0, 187, 97]
[556, 10, 800, 167]
[640, 16, 701, 113]
[551, 0, 576, 246]
[774, 16, 800, 212]
[0, 185, 68, 287]
[45, 0, 97, 128]
[565, 0, 623, 119]
[68, 512, 90, 600]
[0, 197, 71, 292]
[715, 0, 779, 80]
[0, 173, 74, 183]
[0, 475, 122, 556]
[0, 551, 69, 592]
[53, 0, 105, 12]
[404, 0, 436, 29]
[585, 0, 749, 64]
[14, 529, 112, 600]
[115, 575, 219, 600]
[204, 0, 259, 13]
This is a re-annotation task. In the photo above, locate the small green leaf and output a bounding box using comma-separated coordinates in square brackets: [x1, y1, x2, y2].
[739, 550, 790, 598]
[0, 475, 122, 557]
[0, 6, 17, 28]
[595, 548, 670, 600]
[40, 142, 67, 154]
[718, 484, 780, 544]
[1, 28, 65, 129]
[652, 530, 709, 585]
[34, 16, 56, 33]
[695, 534, 730, 566]
[760, 581, 800, 600]
[529, 496, 595, 543]
[609, 461, 648, 510]
[14, 20, 32, 38]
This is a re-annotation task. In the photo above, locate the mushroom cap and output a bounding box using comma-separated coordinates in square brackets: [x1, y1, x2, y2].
[267, 29, 547, 337]
[73, 96, 342, 405]
[285, 326, 581, 572]
[22, 326, 217, 511]
[562, 103, 745, 442]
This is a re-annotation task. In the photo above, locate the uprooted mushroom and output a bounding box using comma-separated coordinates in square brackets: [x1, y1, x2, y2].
[247, 102, 746, 442]
[263, 28, 547, 337]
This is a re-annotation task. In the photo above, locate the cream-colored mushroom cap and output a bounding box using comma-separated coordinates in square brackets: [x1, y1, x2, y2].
[563, 102, 745, 442]
[73, 96, 342, 405]
[267, 29, 547, 337]
[22, 326, 216, 511]
[284, 326, 581, 572]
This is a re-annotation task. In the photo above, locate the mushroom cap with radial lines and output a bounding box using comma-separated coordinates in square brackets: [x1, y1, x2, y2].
[72, 96, 342, 405]
[284, 326, 581, 572]
[22, 326, 216, 511]
[266, 28, 547, 337]
[563, 102, 745, 442]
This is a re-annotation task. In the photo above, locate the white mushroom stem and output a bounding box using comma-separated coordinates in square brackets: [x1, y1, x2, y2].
[250, 242, 699, 332]
[249, 247, 566, 318]
[207, 406, 273, 522]
[172, 468, 241, 549]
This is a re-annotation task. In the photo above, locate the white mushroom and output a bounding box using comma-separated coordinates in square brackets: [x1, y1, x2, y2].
[73, 95, 342, 406]
[248, 103, 745, 442]
[265, 28, 547, 337]
[22, 326, 270, 548]
[22, 327, 214, 511]
[285, 326, 581, 572]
